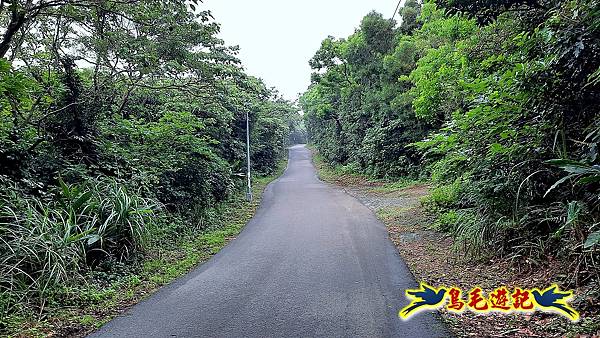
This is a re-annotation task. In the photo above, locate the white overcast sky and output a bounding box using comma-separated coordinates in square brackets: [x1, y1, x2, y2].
[202, 0, 401, 100]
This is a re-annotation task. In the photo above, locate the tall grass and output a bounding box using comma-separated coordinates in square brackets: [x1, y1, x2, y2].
[0, 178, 156, 321]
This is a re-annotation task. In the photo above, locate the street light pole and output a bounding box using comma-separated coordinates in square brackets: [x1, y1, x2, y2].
[246, 111, 253, 202]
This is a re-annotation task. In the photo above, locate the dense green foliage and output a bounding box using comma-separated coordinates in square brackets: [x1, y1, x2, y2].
[0, 0, 301, 325]
[303, 0, 599, 278]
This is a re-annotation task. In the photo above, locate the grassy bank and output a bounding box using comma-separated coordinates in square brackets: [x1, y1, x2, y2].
[4, 160, 287, 338]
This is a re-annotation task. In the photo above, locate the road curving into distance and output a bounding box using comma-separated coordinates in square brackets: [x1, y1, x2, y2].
[90, 145, 450, 338]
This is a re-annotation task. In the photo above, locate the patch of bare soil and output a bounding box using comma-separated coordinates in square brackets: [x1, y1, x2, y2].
[333, 179, 599, 338]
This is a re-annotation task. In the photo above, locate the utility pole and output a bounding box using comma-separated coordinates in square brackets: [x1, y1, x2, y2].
[392, 0, 403, 20]
[246, 111, 253, 202]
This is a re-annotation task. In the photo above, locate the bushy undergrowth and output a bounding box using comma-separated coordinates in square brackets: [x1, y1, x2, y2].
[0, 177, 155, 321]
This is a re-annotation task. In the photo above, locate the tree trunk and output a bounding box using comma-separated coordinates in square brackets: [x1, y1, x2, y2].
[0, 8, 26, 58]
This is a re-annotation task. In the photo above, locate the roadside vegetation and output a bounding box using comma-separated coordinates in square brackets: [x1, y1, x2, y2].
[312, 149, 599, 337]
[4, 162, 287, 337]
[302, 0, 599, 323]
[0, 0, 303, 335]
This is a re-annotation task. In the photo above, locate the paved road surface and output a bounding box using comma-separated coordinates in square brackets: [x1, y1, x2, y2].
[90, 145, 449, 338]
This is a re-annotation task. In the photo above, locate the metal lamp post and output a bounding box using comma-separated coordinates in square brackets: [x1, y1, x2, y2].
[246, 111, 253, 202]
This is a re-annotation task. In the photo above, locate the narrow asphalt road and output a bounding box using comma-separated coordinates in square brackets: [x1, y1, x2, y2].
[90, 145, 449, 338]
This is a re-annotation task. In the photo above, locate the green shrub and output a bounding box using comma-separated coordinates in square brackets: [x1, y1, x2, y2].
[421, 179, 462, 213]
[433, 210, 459, 232]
